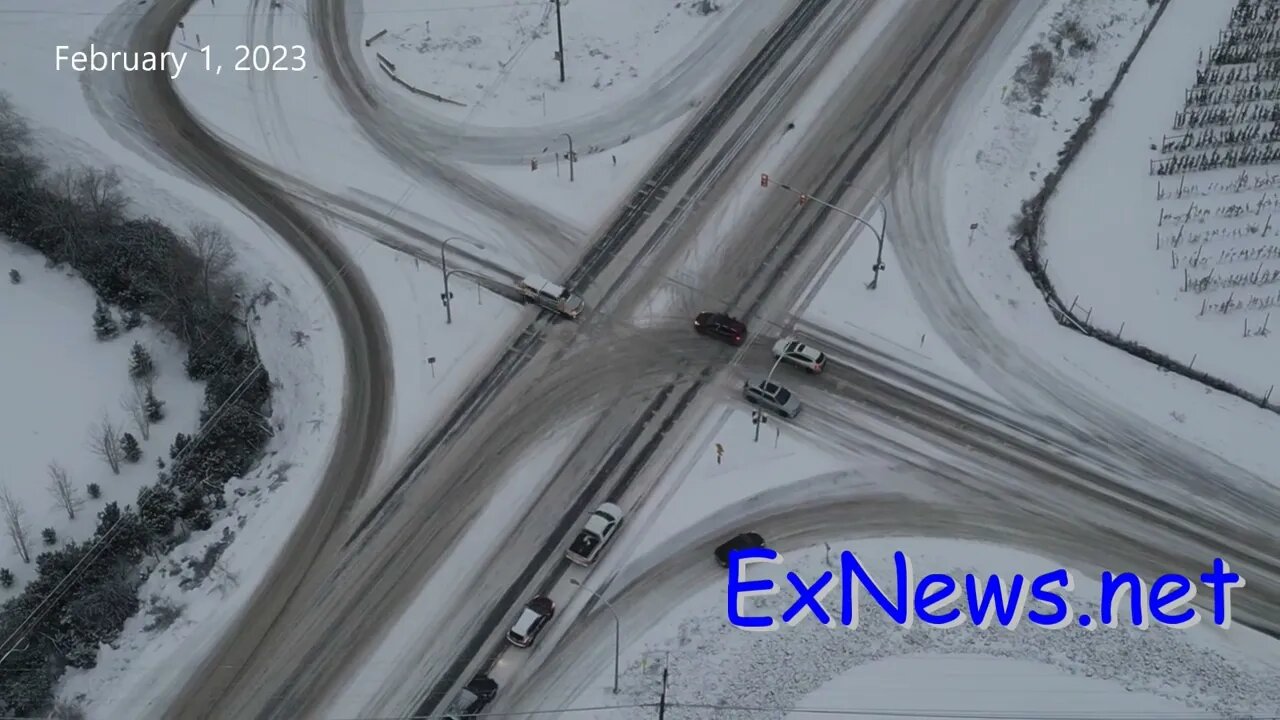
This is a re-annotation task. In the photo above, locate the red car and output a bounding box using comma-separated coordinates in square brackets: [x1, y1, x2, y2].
[694, 311, 747, 346]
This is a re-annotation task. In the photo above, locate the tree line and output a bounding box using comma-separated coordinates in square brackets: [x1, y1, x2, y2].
[0, 93, 274, 716]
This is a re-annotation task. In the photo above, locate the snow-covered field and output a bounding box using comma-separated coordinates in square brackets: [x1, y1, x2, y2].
[797, 209, 996, 394]
[626, 405, 854, 558]
[0, 239, 203, 591]
[787, 655, 1200, 720]
[1043, 0, 1277, 398]
[569, 538, 1280, 719]
[366, 0, 751, 128]
[943, 0, 1280, 476]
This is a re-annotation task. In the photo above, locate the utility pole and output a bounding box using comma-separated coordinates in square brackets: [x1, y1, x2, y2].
[657, 664, 669, 719]
[554, 0, 565, 82]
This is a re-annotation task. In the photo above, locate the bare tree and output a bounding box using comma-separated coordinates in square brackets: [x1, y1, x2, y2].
[74, 167, 126, 229]
[90, 415, 123, 475]
[0, 484, 31, 564]
[189, 223, 237, 302]
[47, 462, 82, 520]
[121, 380, 151, 441]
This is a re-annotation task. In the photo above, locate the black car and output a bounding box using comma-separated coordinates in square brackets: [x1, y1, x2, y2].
[694, 311, 747, 346]
[443, 675, 498, 719]
[715, 532, 766, 568]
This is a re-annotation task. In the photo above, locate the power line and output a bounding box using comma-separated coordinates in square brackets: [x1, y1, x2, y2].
[668, 704, 1243, 719]
[0, 2, 544, 17]
[0, 156, 390, 665]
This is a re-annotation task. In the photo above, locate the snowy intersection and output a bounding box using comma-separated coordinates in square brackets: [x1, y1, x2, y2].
[1, 0, 1279, 717]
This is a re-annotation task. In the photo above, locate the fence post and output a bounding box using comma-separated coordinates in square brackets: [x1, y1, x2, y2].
[1118, 321, 1125, 339]
[1190, 353, 1197, 369]
[1069, 295, 1078, 314]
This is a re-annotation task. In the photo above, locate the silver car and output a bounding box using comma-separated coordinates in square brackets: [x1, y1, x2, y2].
[742, 379, 801, 418]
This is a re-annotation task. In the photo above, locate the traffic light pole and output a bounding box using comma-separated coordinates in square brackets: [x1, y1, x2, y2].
[760, 173, 888, 288]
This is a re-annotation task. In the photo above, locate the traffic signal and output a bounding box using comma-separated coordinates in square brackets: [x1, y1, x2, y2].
[760, 173, 769, 187]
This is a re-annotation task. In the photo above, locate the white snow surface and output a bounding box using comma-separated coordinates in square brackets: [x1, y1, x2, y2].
[0, 239, 204, 591]
[1042, 0, 1277, 396]
[366, 0, 751, 128]
[626, 405, 854, 559]
[567, 538, 1280, 719]
[942, 0, 1280, 477]
[798, 206, 997, 394]
[785, 654, 1202, 719]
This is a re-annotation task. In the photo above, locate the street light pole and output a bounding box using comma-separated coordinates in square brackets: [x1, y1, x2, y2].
[560, 132, 575, 182]
[760, 174, 888, 288]
[570, 578, 620, 693]
[440, 237, 485, 324]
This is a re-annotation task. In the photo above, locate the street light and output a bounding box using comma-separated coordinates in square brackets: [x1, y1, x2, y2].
[569, 578, 619, 694]
[559, 132, 575, 182]
[760, 174, 888, 289]
[857, 193, 890, 290]
[440, 236, 485, 324]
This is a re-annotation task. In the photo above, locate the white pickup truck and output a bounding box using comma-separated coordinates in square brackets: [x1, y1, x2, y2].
[565, 502, 623, 566]
[518, 275, 585, 319]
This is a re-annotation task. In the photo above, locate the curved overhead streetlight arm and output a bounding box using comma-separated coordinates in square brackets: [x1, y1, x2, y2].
[760, 174, 890, 289]
[559, 132, 575, 182]
[440, 236, 486, 324]
[570, 578, 620, 693]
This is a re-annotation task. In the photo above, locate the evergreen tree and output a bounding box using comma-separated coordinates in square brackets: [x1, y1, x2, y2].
[170, 432, 190, 460]
[8, 269, 19, 284]
[120, 432, 141, 462]
[123, 309, 143, 330]
[41, 528, 56, 546]
[87, 482, 101, 499]
[92, 299, 118, 340]
[128, 342, 154, 379]
[0, 567, 12, 587]
[145, 387, 165, 422]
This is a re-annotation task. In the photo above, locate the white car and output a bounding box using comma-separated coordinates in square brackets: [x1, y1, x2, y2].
[743, 378, 802, 418]
[771, 338, 827, 373]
